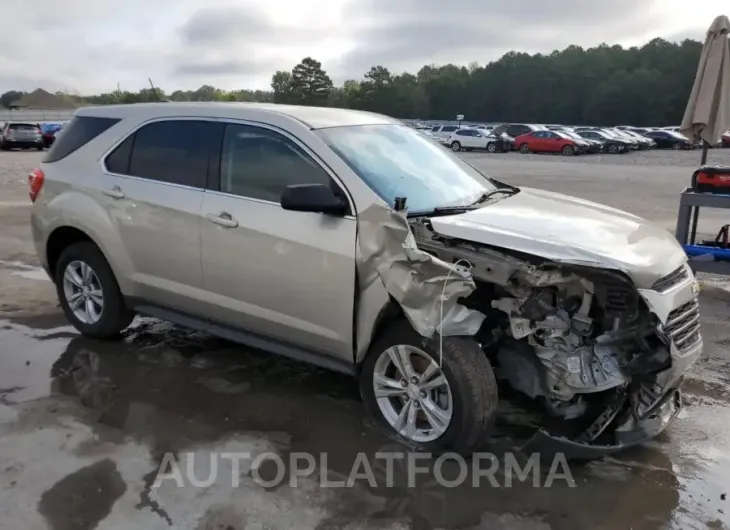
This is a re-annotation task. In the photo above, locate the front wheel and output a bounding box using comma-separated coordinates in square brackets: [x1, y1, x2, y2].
[55, 242, 134, 339]
[672, 143, 682, 150]
[519, 143, 530, 154]
[607, 144, 618, 154]
[360, 320, 498, 455]
[487, 142, 497, 153]
[451, 141, 461, 152]
[562, 144, 575, 156]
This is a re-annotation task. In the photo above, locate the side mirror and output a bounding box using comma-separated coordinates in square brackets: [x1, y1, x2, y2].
[281, 184, 348, 216]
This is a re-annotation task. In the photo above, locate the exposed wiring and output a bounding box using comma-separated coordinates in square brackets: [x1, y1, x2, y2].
[437, 259, 474, 368]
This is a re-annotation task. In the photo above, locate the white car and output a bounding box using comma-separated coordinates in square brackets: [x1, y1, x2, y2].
[447, 128, 510, 153]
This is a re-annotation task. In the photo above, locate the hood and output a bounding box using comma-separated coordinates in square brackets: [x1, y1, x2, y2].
[428, 187, 686, 288]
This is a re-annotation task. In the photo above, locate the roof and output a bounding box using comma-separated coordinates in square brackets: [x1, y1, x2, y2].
[10, 89, 82, 110]
[76, 102, 398, 129]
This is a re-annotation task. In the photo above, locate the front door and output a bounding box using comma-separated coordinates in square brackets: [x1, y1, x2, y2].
[200, 122, 358, 360]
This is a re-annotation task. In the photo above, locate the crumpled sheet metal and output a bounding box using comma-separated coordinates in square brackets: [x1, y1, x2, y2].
[355, 203, 485, 356]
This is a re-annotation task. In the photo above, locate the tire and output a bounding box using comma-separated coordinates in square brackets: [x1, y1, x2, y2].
[487, 142, 497, 153]
[519, 143, 530, 154]
[36, 146, 44, 151]
[672, 143, 681, 150]
[55, 242, 134, 339]
[451, 141, 461, 152]
[607, 144, 618, 154]
[561, 145, 575, 156]
[360, 320, 498, 455]
[0, 142, 9, 151]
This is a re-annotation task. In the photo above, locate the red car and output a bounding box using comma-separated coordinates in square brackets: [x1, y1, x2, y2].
[515, 130, 587, 156]
[722, 130, 730, 148]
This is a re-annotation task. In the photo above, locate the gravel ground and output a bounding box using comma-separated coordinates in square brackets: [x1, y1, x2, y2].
[1, 149, 730, 529]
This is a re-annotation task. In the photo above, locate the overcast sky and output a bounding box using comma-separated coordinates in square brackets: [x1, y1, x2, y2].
[1, 0, 725, 94]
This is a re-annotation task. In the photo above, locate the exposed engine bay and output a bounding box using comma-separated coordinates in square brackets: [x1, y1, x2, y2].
[409, 217, 701, 454]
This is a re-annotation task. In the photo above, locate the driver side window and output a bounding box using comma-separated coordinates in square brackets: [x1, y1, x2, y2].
[220, 124, 334, 203]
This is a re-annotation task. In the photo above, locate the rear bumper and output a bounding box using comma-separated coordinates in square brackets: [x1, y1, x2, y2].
[2, 140, 44, 148]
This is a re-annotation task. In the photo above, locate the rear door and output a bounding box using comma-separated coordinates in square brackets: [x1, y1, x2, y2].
[199, 122, 357, 360]
[102, 119, 221, 313]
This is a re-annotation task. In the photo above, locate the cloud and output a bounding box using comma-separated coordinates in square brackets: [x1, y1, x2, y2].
[0, 0, 721, 95]
[330, 0, 673, 79]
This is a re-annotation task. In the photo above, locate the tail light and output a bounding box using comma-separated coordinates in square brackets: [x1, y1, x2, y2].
[28, 168, 44, 202]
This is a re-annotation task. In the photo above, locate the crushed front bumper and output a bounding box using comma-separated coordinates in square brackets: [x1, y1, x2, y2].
[522, 388, 682, 460]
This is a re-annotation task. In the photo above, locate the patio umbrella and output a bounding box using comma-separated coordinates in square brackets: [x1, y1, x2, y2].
[680, 14, 730, 164]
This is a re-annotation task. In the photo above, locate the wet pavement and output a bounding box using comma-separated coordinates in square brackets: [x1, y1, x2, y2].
[1, 287, 729, 529]
[1, 151, 730, 529]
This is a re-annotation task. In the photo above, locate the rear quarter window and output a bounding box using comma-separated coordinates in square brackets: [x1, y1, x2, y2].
[44, 116, 120, 163]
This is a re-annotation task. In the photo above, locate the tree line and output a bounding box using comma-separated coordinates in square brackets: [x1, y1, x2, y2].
[1, 37, 703, 126]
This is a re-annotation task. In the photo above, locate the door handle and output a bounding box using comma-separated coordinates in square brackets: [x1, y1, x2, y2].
[103, 186, 125, 199]
[205, 212, 238, 228]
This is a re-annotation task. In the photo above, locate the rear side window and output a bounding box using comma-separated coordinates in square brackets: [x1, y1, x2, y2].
[111, 120, 219, 188]
[442, 126, 457, 132]
[44, 116, 119, 163]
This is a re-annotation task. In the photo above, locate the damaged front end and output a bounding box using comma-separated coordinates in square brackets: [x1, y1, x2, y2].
[409, 218, 703, 459]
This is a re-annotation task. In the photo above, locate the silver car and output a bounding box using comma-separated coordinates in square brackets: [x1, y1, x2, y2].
[30, 103, 702, 456]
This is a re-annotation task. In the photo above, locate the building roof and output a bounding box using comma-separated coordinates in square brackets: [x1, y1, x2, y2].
[10, 89, 82, 110]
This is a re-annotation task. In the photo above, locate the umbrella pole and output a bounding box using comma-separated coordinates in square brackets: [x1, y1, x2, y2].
[700, 140, 709, 165]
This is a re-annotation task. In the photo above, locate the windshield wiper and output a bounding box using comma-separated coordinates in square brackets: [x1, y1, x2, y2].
[469, 187, 519, 205]
[406, 186, 519, 218]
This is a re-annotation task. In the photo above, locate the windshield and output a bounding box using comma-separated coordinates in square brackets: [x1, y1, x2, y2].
[554, 131, 574, 140]
[317, 124, 497, 212]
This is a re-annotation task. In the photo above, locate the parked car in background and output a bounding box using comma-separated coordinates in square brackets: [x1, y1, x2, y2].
[448, 128, 511, 153]
[0, 122, 44, 151]
[643, 130, 693, 150]
[515, 130, 587, 155]
[554, 128, 603, 153]
[491, 123, 547, 138]
[575, 130, 630, 154]
[429, 124, 461, 141]
[617, 129, 655, 149]
[722, 130, 730, 148]
[39, 122, 63, 148]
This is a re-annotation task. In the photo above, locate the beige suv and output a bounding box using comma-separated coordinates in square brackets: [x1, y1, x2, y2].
[31, 103, 701, 457]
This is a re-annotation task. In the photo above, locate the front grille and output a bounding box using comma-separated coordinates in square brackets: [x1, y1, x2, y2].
[652, 265, 690, 292]
[663, 298, 701, 354]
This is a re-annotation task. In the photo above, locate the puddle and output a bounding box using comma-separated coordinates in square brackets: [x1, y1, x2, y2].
[0, 314, 728, 529]
[0, 260, 50, 281]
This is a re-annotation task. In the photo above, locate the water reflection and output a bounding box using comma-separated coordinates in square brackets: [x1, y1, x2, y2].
[45, 323, 687, 530]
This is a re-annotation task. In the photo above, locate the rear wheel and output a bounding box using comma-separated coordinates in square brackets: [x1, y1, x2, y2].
[519, 143, 530, 154]
[451, 141, 461, 152]
[562, 144, 575, 156]
[55, 242, 134, 339]
[360, 320, 498, 455]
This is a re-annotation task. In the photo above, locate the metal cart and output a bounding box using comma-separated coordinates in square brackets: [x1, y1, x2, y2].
[675, 187, 730, 275]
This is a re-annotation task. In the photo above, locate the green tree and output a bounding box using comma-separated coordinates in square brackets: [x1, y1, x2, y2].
[289, 57, 333, 106]
[0, 90, 26, 108]
[271, 70, 294, 103]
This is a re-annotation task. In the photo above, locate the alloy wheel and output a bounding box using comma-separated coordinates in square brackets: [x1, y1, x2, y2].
[62, 260, 104, 324]
[372, 345, 453, 443]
